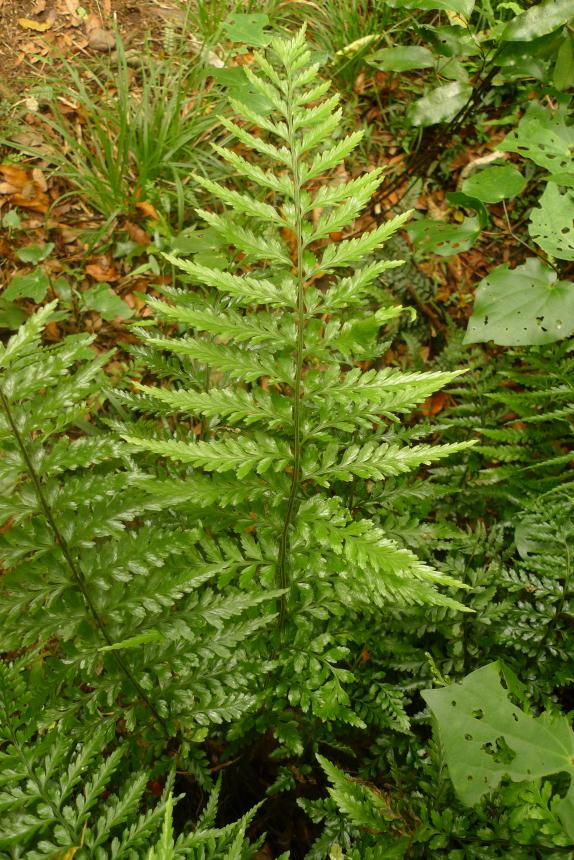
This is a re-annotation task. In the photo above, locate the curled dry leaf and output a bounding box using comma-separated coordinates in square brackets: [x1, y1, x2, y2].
[85, 260, 119, 282]
[18, 18, 52, 32]
[125, 221, 151, 246]
[135, 200, 160, 220]
[0, 165, 50, 213]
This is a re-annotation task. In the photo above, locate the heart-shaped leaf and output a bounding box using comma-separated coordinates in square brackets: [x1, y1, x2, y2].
[462, 164, 526, 203]
[464, 257, 574, 345]
[223, 12, 270, 47]
[498, 105, 574, 173]
[81, 284, 134, 320]
[407, 216, 480, 255]
[16, 243, 54, 264]
[423, 662, 574, 839]
[4, 268, 50, 302]
[529, 182, 574, 261]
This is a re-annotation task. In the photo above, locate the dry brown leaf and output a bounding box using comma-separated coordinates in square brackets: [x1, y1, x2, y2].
[135, 200, 160, 220]
[85, 261, 119, 283]
[421, 391, 450, 417]
[44, 321, 61, 341]
[0, 164, 30, 192]
[125, 220, 151, 245]
[18, 17, 52, 31]
[31, 168, 48, 192]
[31, 0, 47, 12]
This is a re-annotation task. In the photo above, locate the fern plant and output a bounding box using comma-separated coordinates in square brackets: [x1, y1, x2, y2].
[0, 303, 279, 789]
[119, 27, 473, 737]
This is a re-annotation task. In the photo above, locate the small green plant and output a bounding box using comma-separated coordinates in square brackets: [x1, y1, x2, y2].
[1, 33, 222, 228]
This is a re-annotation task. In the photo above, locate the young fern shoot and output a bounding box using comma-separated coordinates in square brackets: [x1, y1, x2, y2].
[122, 28, 473, 725]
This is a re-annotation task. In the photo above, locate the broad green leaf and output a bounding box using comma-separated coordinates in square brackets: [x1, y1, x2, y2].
[223, 12, 270, 47]
[4, 268, 50, 302]
[529, 183, 574, 260]
[408, 82, 472, 126]
[464, 257, 574, 346]
[211, 67, 272, 115]
[436, 56, 470, 80]
[445, 191, 489, 227]
[390, 0, 475, 17]
[407, 216, 480, 255]
[498, 106, 574, 173]
[422, 662, 574, 839]
[421, 24, 480, 57]
[461, 164, 526, 203]
[1, 209, 21, 230]
[497, 29, 565, 80]
[553, 30, 574, 90]
[81, 284, 134, 320]
[15, 242, 54, 264]
[367, 46, 434, 72]
[502, 0, 574, 42]
[547, 172, 574, 186]
[0, 300, 27, 329]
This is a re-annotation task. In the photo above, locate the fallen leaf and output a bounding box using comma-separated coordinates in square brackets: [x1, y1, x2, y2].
[85, 260, 119, 282]
[31, 0, 47, 11]
[421, 391, 450, 417]
[88, 27, 115, 51]
[135, 200, 160, 220]
[0, 164, 29, 191]
[32, 168, 48, 193]
[44, 321, 61, 341]
[18, 17, 52, 31]
[124, 220, 151, 245]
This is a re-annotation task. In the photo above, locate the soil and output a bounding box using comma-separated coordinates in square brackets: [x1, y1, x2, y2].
[0, 0, 179, 94]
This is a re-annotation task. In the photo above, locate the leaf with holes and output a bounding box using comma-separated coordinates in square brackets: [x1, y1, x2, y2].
[223, 13, 270, 47]
[464, 257, 574, 346]
[407, 216, 480, 255]
[529, 183, 574, 261]
[461, 164, 526, 204]
[498, 106, 574, 174]
[422, 662, 574, 839]
[408, 81, 472, 127]
[4, 268, 50, 302]
[81, 284, 134, 320]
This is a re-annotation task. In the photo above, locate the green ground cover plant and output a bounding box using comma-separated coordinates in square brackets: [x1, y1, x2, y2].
[1, 6, 573, 858]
